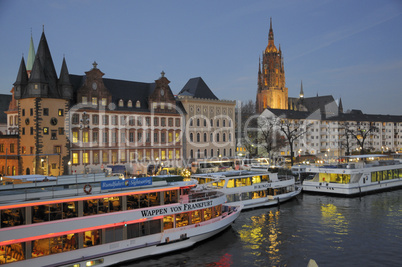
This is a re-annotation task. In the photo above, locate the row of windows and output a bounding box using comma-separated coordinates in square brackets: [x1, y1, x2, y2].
[189, 132, 232, 143]
[72, 130, 181, 145]
[20, 108, 64, 118]
[190, 148, 233, 159]
[371, 169, 402, 182]
[189, 118, 232, 128]
[226, 186, 294, 203]
[19, 127, 64, 139]
[0, 144, 15, 153]
[71, 149, 181, 164]
[72, 114, 180, 127]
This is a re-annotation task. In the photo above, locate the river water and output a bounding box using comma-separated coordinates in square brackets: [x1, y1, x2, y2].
[123, 190, 402, 267]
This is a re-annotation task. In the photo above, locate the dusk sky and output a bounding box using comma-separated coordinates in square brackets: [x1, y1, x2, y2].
[0, 0, 401, 115]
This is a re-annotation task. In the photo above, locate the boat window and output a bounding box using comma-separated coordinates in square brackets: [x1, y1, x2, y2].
[213, 205, 222, 217]
[212, 179, 225, 188]
[127, 194, 140, 210]
[0, 243, 25, 263]
[227, 179, 235, 188]
[204, 208, 212, 221]
[1, 207, 25, 228]
[84, 230, 101, 247]
[32, 233, 78, 258]
[105, 226, 123, 244]
[190, 210, 202, 224]
[241, 192, 252, 201]
[261, 175, 269, 182]
[176, 212, 189, 227]
[252, 175, 262, 184]
[163, 216, 174, 230]
[252, 190, 267, 199]
[318, 173, 350, 184]
[149, 220, 162, 234]
[148, 192, 160, 207]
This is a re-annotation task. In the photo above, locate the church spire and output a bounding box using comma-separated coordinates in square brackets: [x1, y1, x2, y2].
[338, 97, 344, 114]
[265, 17, 277, 53]
[299, 80, 304, 98]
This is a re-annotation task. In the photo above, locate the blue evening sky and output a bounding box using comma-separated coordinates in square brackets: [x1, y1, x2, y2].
[0, 0, 401, 115]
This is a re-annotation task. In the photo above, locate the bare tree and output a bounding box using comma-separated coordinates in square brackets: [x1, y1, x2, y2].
[237, 100, 258, 157]
[257, 116, 287, 158]
[343, 122, 377, 154]
[277, 118, 310, 166]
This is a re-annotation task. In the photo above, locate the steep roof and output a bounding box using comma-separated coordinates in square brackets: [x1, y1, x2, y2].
[28, 31, 59, 98]
[68, 74, 156, 111]
[267, 108, 402, 123]
[178, 77, 218, 100]
[0, 94, 12, 124]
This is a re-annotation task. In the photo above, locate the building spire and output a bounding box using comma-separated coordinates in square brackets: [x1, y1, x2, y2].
[299, 80, 304, 98]
[266, 17, 277, 53]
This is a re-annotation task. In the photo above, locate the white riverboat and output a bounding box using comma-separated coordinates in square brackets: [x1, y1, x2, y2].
[192, 170, 301, 210]
[0, 173, 241, 266]
[302, 155, 402, 196]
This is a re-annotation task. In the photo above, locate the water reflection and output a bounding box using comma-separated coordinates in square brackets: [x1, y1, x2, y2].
[238, 209, 282, 265]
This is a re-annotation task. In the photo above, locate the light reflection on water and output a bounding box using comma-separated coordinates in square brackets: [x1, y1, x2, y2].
[123, 190, 402, 267]
[238, 210, 282, 264]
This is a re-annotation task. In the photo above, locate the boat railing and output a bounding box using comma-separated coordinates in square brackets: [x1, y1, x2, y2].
[186, 190, 224, 203]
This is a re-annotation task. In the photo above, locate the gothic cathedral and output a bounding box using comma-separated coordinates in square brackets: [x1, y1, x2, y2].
[256, 18, 288, 113]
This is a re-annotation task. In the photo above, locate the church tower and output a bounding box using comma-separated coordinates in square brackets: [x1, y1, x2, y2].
[256, 18, 288, 113]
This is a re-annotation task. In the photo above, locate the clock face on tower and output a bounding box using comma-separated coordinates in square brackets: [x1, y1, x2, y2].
[50, 117, 58, 126]
[92, 82, 97, 90]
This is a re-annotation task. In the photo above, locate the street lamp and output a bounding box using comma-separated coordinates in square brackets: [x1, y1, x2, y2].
[68, 161, 71, 175]
[80, 111, 90, 174]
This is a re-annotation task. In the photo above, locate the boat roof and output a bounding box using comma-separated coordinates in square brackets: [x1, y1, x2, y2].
[192, 170, 269, 178]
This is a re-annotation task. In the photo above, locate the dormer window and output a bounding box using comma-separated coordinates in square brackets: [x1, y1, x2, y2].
[101, 98, 107, 106]
[152, 102, 157, 109]
[119, 99, 124, 107]
[82, 96, 88, 104]
[160, 102, 165, 109]
[92, 97, 98, 105]
[128, 100, 133, 107]
[34, 84, 38, 89]
[136, 100, 141, 108]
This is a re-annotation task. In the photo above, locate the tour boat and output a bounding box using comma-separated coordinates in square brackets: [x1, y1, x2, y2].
[302, 155, 402, 196]
[0, 173, 241, 266]
[192, 170, 301, 210]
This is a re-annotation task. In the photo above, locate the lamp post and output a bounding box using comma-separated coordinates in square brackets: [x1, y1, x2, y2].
[68, 161, 71, 175]
[80, 111, 90, 174]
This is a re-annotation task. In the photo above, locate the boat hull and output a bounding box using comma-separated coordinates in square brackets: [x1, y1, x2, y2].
[303, 179, 402, 197]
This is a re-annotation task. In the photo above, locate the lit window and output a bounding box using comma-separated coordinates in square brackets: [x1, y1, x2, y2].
[128, 100, 133, 107]
[83, 131, 89, 143]
[136, 100, 141, 108]
[83, 152, 89, 164]
[73, 131, 78, 143]
[82, 96, 88, 104]
[92, 97, 98, 105]
[119, 99, 124, 107]
[72, 152, 79, 164]
[101, 98, 107, 106]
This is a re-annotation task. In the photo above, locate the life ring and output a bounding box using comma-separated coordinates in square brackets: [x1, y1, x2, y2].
[84, 184, 92, 194]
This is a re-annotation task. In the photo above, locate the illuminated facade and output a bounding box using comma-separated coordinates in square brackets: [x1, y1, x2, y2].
[256, 18, 288, 113]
